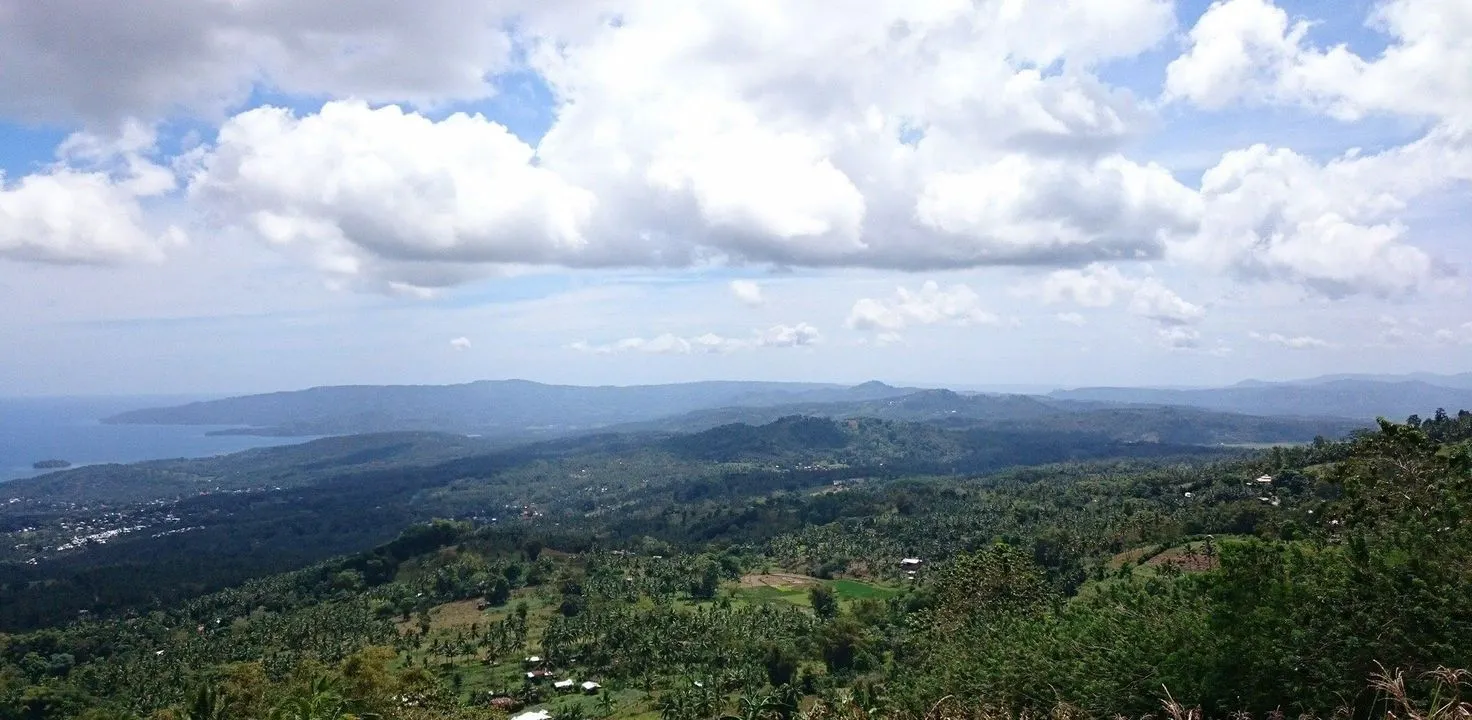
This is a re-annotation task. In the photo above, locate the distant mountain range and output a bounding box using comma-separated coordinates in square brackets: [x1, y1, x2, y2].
[1051, 377, 1472, 420]
[100, 378, 1389, 446]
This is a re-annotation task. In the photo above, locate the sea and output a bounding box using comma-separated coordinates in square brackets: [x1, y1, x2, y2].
[0, 396, 311, 483]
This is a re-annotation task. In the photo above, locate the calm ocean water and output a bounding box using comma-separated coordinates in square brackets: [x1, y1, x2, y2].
[0, 396, 310, 482]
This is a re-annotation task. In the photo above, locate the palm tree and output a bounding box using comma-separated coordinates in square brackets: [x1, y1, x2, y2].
[270, 676, 350, 720]
[658, 690, 694, 720]
[556, 704, 589, 720]
[182, 684, 230, 720]
[596, 692, 617, 718]
[770, 684, 803, 720]
[722, 691, 773, 720]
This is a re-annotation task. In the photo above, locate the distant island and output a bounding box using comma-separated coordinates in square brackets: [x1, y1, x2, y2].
[31, 459, 71, 470]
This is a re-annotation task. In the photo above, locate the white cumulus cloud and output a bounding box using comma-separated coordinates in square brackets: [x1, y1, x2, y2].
[189, 101, 599, 289]
[729, 280, 765, 307]
[1432, 322, 1472, 346]
[108, 1, 1200, 289]
[1162, 0, 1471, 296]
[1166, 0, 1472, 124]
[847, 281, 998, 333]
[571, 323, 821, 355]
[1158, 326, 1202, 350]
[1175, 138, 1460, 296]
[1, 125, 184, 265]
[1248, 331, 1330, 349]
[449, 336, 472, 351]
[1040, 265, 1205, 325]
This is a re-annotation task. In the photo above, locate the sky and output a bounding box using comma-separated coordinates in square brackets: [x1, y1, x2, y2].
[1, 0, 1470, 396]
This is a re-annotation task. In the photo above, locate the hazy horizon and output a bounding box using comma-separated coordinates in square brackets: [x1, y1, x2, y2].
[5, 370, 1472, 402]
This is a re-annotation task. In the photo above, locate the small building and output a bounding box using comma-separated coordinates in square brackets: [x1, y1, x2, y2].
[523, 655, 542, 666]
[511, 711, 552, 720]
[900, 557, 922, 567]
[553, 679, 575, 691]
[581, 681, 601, 694]
[1254, 474, 1275, 484]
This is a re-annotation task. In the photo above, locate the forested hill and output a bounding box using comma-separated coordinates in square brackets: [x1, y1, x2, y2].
[660, 414, 1332, 466]
[621, 392, 1362, 443]
[101, 379, 920, 436]
[1053, 377, 1472, 419]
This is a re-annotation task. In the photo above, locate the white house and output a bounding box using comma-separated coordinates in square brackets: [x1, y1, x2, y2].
[581, 681, 602, 694]
[511, 711, 552, 720]
[900, 558, 922, 567]
[1254, 475, 1275, 484]
[553, 679, 575, 691]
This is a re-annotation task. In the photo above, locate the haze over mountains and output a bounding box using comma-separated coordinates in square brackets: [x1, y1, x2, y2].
[1052, 375, 1472, 420]
[95, 373, 1472, 445]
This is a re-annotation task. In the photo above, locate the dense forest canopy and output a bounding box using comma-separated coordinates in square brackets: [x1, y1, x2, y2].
[0, 409, 1468, 720]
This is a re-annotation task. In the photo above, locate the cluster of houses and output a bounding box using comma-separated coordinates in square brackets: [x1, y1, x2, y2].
[523, 656, 601, 694]
[1251, 474, 1281, 506]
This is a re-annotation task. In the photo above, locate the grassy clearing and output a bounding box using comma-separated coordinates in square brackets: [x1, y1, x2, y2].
[738, 572, 818, 589]
[831, 578, 900, 601]
[1144, 540, 1222, 572]
[731, 574, 900, 609]
[1106, 536, 1247, 578]
[1107, 544, 1164, 569]
[733, 583, 810, 607]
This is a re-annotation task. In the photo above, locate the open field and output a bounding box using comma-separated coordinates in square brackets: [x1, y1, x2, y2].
[738, 572, 819, 589]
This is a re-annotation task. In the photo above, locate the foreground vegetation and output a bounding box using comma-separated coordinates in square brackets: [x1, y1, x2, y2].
[1, 410, 1468, 719]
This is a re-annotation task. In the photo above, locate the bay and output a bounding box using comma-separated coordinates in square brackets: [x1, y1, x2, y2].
[0, 396, 311, 482]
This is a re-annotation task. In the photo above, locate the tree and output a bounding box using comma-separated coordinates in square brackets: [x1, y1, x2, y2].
[768, 684, 802, 720]
[808, 584, 838, 620]
[269, 677, 348, 720]
[524, 540, 545, 562]
[182, 684, 230, 720]
[596, 692, 617, 718]
[486, 578, 511, 607]
[762, 644, 798, 688]
[819, 617, 871, 673]
[691, 563, 721, 600]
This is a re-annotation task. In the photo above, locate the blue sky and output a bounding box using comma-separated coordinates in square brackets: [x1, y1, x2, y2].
[1, 0, 1469, 395]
